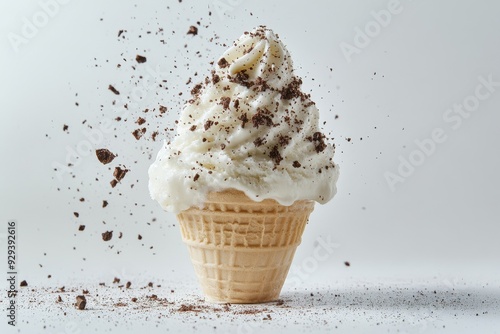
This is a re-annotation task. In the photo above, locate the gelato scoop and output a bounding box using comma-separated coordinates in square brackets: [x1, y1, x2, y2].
[149, 26, 339, 213]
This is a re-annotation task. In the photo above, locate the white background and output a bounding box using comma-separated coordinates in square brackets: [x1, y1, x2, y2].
[1, 0, 499, 332]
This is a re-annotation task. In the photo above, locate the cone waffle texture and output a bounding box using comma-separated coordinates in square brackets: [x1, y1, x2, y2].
[177, 189, 315, 303]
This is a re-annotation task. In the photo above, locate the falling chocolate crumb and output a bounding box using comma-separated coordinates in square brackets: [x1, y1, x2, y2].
[217, 58, 229, 68]
[187, 26, 198, 36]
[189, 125, 197, 131]
[20, 280, 28, 287]
[96, 149, 116, 165]
[126, 282, 131, 289]
[159, 105, 167, 114]
[117, 30, 125, 37]
[131, 297, 137, 302]
[102, 200, 108, 208]
[136, 117, 146, 125]
[57, 295, 63, 303]
[138, 234, 142, 240]
[63, 124, 69, 132]
[102, 231, 113, 242]
[113, 277, 120, 284]
[113, 167, 129, 181]
[75, 295, 86, 310]
[135, 55, 147, 63]
[78, 225, 85, 231]
[292, 161, 301, 168]
[187, 25, 198, 35]
[108, 85, 120, 95]
[344, 261, 351, 267]
[132, 129, 143, 140]
[193, 173, 200, 182]
[110, 180, 118, 188]
[191, 83, 203, 96]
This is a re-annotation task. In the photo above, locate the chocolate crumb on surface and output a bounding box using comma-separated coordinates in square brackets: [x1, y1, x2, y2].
[204, 120, 214, 131]
[126, 282, 131, 289]
[108, 85, 120, 95]
[193, 173, 200, 182]
[269, 146, 283, 165]
[292, 161, 301, 168]
[135, 55, 147, 63]
[110, 179, 118, 188]
[220, 97, 231, 109]
[102, 231, 113, 242]
[20, 280, 28, 287]
[96, 149, 116, 165]
[187, 25, 198, 35]
[75, 295, 86, 310]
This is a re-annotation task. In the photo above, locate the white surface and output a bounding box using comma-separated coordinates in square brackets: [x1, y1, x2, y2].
[1, 0, 500, 333]
[8, 277, 500, 334]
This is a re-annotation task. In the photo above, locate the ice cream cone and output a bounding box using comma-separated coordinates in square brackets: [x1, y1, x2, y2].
[177, 189, 315, 303]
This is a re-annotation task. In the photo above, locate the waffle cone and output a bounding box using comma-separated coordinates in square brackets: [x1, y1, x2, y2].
[177, 189, 314, 303]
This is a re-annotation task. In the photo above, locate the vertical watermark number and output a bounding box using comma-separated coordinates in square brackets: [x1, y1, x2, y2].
[6, 221, 17, 327]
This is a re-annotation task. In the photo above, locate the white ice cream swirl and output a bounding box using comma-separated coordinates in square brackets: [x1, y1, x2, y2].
[149, 26, 339, 213]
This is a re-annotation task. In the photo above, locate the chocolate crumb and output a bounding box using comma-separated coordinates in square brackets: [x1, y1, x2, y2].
[110, 179, 118, 188]
[20, 280, 28, 287]
[75, 295, 86, 310]
[78, 225, 85, 231]
[57, 295, 63, 303]
[269, 146, 283, 165]
[187, 25, 198, 35]
[113, 277, 120, 284]
[204, 120, 214, 131]
[344, 261, 351, 267]
[193, 173, 200, 182]
[252, 108, 274, 128]
[132, 129, 143, 140]
[102, 231, 113, 242]
[138, 234, 142, 240]
[131, 297, 137, 302]
[126, 281, 131, 289]
[113, 167, 129, 181]
[292, 161, 301, 168]
[73, 212, 79, 218]
[191, 83, 202, 96]
[108, 85, 120, 95]
[136, 117, 146, 125]
[135, 55, 147, 63]
[220, 97, 231, 110]
[96, 149, 116, 165]
[63, 124, 69, 132]
[102, 200, 108, 208]
[238, 113, 249, 128]
[217, 58, 229, 68]
[189, 125, 197, 131]
[159, 105, 167, 114]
